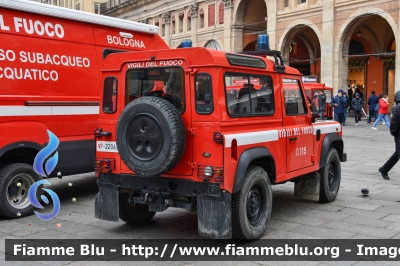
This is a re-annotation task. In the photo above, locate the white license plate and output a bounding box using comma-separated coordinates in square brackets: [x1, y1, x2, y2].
[97, 141, 118, 153]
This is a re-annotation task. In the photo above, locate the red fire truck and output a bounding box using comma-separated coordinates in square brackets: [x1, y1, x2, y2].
[304, 81, 334, 120]
[285, 77, 334, 120]
[0, 0, 168, 218]
[94, 36, 346, 239]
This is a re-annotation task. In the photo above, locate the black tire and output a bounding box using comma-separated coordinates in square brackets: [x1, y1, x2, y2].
[319, 148, 341, 202]
[116, 96, 186, 177]
[119, 193, 155, 224]
[232, 165, 272, 240]
[0, 163, 41, 218]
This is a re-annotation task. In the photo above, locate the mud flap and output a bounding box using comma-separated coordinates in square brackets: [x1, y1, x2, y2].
[197, 193, 232, 239]
[294, 171, 320, 201]
[94, 177, 119, 221]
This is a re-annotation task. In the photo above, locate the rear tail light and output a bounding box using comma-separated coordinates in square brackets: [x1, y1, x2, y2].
[103, 77, 118, 113]
[213, 132, 224, 145]
[197, 165, 224, 183]
[95, 157, 115, 176]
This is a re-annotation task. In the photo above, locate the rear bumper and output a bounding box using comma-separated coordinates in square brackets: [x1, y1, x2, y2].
[94, 173, 222, 220]
[94, 173, 232, 239]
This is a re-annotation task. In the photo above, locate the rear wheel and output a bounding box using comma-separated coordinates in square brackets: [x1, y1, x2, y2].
[319, 148, 341, 202]
[119, 193, 155, 224]
[0, 163, 41, 218]
[232, 166, 272, 240]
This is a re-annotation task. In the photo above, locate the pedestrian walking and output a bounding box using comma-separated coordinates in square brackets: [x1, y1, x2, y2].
[342, 92, 350, 126]
[367, 90, 379, 124]
[378, 91, 400, 179]
[314, 90, 327, 121]
[372, 94, 390, 130]
[351, 93, 363, 126]
[378, 94, 386, 125]
[331, 89, 347, 125]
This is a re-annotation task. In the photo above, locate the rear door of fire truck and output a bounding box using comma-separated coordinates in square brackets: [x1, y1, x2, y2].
[282, 77, 314, 172]
[124, 60, 193, 176]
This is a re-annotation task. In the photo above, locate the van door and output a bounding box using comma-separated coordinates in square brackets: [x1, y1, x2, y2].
[282, 78, 314, 172]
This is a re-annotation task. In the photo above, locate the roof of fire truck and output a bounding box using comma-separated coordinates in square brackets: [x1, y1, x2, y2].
[0, 0, 159, 34]
[102, 47, 303, 75]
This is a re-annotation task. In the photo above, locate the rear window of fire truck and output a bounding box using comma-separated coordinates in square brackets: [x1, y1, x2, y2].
[126, 67, 185, 113]
[195, 74, 214, 114]
[225, 74, 274, 117]
[226, 54, 266, 69]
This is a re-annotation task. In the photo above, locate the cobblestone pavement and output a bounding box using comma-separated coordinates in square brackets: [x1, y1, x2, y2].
[1, 118, 400, 265]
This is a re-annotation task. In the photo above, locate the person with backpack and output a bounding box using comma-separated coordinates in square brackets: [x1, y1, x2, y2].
[367, 90, 379, 124]
[378, 91, 400, 179]
[351, 93, 363, 126]
[372, 94, 390, 130]
[331, 89, 348, 125]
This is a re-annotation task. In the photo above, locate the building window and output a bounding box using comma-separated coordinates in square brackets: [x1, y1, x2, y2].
[178, 13, 184, 33]
[171, 16, 176, 34]
[299, 0, 306, 3]
[161, 18, 165, 36]
[218, 3, 224, 24]
[208, 4, 215, 27]
[155, 20, 159, 27]
[284, 0, 289, 7]
[94, 3, 101, 14]
[76, 3, 80, 10]
[187, 12, 191, 31]
[199, 9, 204, 28]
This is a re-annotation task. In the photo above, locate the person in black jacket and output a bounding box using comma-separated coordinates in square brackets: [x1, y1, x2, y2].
[378, 90, 400, 179]
[351, 93, 363, 126]
[367, 90, 379, 124]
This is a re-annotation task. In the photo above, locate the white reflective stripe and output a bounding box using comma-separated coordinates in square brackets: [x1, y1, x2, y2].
[313, 123, 341, 135]
[1, 0, 159, 34]
[0, 106, 99, 116]
[52, 106, 99, 115]
[224, 130, 279, 148]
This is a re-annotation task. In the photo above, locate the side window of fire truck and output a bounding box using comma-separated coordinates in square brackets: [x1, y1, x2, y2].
[283, 78, 307, 115]
[195, 74, 213, 114]
[126, 67, 185, 113]
[225, 74, 274, 116]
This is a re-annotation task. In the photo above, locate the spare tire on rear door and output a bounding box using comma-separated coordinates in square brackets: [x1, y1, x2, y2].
[116, 96, 186, 177]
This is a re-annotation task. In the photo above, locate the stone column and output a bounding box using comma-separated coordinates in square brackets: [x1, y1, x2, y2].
[321, 0, 335, 89]
[266, 0, 277, 50]
[231, 26, 243, 53]
[162, 11, 171, 47]
[189, 2, 198, 47]
[222, 0, 234, 52]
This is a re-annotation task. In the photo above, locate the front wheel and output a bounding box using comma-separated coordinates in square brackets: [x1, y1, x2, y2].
[119, 193, 156, 224]
[319, 148, 341, 202]
[0, 163, 42, 218]
[232, 165, 272, 240]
